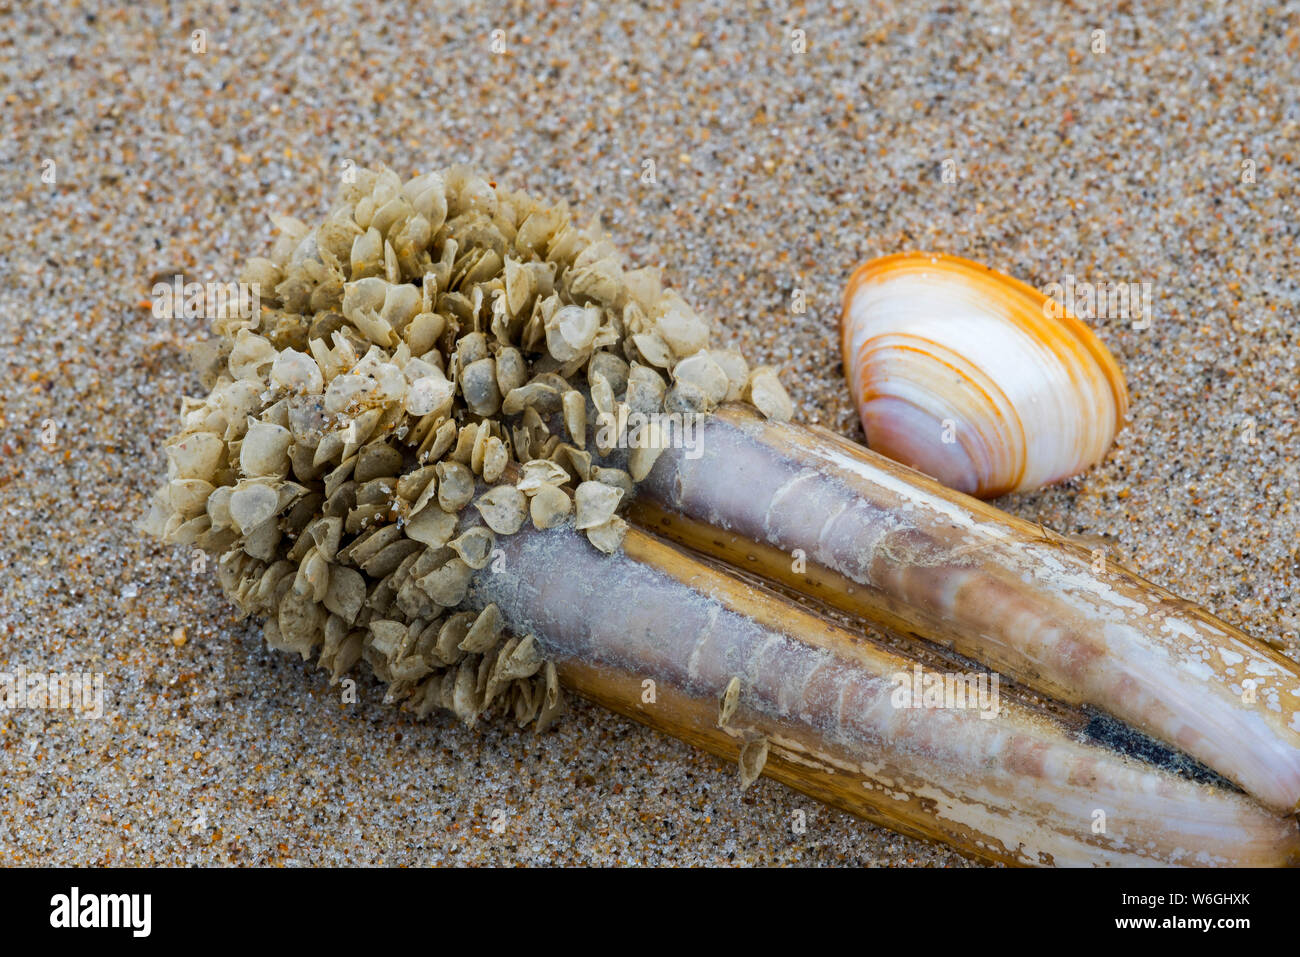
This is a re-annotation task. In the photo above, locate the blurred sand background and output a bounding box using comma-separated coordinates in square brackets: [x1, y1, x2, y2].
[1, 0, 1297, 865]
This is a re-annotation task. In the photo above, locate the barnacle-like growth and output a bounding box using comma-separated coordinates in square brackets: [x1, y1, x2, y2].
[140, 164, 791, 730]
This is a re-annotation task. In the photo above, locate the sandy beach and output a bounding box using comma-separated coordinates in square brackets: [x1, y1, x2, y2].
[1, 0, 1296, 865]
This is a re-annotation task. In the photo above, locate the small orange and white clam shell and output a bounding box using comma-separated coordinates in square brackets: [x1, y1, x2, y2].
[841, 253, 1129, 498]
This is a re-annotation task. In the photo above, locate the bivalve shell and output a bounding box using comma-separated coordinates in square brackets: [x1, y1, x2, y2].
[841, 253, 1129, 498]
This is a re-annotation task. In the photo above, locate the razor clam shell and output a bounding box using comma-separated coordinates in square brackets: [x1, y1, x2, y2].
[468, 514, 1300, 866]
[639, 403, 1300, 815]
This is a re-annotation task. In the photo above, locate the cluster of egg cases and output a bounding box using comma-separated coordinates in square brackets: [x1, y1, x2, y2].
[141, 165, 792, 728]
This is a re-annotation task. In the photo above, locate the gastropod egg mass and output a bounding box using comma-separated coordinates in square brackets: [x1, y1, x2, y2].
[841, 252, 1129, 498]
[139, 163, 796, 730]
